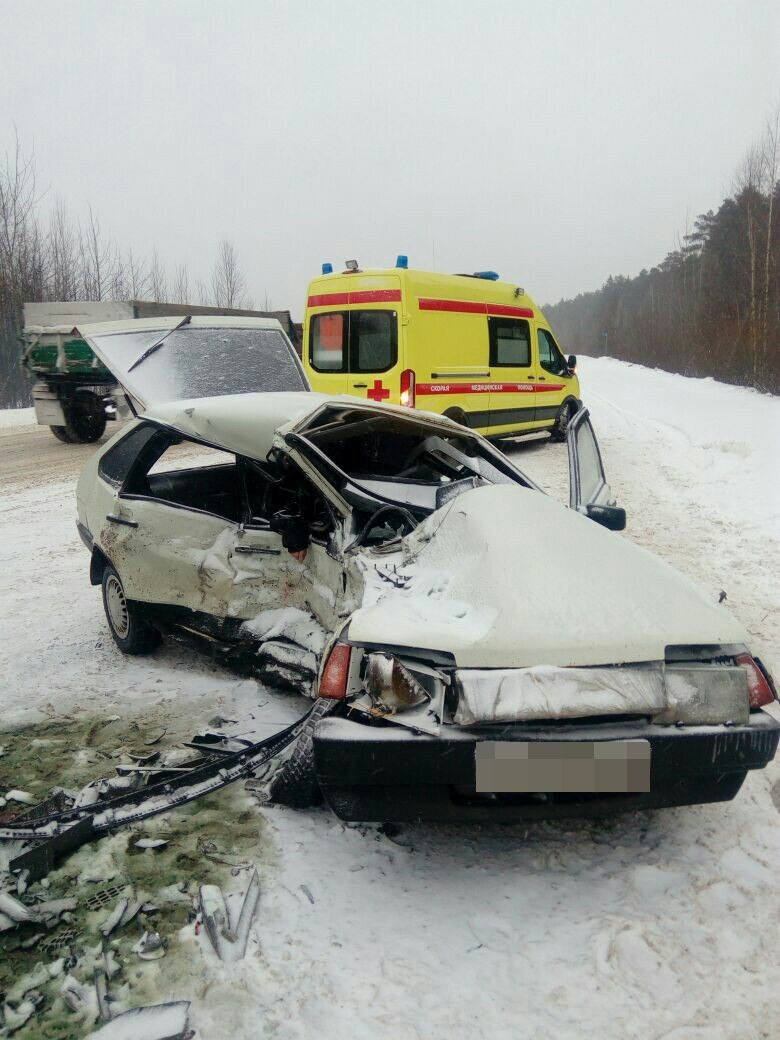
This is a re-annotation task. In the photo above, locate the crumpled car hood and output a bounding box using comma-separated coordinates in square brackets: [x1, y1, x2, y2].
[347, 484, 747, 668]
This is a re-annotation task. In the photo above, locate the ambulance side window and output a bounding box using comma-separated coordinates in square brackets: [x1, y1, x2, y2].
[489, 318, 531, 367]
[538, 329, 567, 375]
[310, 313, 347, 372]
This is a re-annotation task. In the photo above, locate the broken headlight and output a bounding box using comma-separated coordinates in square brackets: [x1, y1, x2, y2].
[364, 653, 430, 713]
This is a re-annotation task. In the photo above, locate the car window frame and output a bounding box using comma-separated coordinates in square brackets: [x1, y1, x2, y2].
[98, 421, 161, 488]
[488, 316, 532, 368]
[117, 423, 242, 525]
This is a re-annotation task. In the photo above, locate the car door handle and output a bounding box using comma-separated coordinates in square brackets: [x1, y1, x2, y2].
[106, 514, 138, 528]
[352, 383, 368, 388]
[233, 545, 281, 555]
[538, 376, 546, 381]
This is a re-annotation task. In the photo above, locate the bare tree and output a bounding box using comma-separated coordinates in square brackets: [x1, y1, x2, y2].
[125, 248, 149, 300]
[171, 263, 190, 304]
[149, 248, 168, 302]
[78, 206, 115, 300]
[210, 239, 246, 309]
[47, 201, 79, 300]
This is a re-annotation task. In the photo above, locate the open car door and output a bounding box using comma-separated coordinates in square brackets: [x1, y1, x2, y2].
[76, 315, 308, 413]
[567, 407, 626, 531]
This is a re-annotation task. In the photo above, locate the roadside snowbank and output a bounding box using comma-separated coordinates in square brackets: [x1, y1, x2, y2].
[0, 406, 35, 429]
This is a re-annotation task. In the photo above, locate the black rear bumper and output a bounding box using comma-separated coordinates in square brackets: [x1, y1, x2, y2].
[313, 711, 779, 822]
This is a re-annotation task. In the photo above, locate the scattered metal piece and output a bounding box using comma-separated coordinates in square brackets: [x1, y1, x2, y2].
[15, 869, 30, 896]
[2, 998, 36, 1033]
[143, 729, 167, 746]
[61, 974, 96, 1015]
[86, 1000, 191, 1040]
[127, 749, 160, 764]
[134, 838, 168, 850]
[3, 790, 36, 805]
[20, 931, 44, 949]
[94, 971, 111, 1022]
[100, 896, 143, 937]
[0, 889, 36, 927]
[198, 867, 260, 962]
[132, 929, 167, 960]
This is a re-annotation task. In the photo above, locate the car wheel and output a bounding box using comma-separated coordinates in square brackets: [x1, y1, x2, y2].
[265, 698, 339, 808]
[101, 566, 160, 655]
[66, 391, 107, 443]
[551, 402, 576, 442]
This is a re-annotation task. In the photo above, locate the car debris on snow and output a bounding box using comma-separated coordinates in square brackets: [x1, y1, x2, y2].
[198, 866, 260, 962]
[85, 1000, 191, 1040]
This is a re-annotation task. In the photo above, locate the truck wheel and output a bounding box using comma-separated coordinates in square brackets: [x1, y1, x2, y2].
[265, 698, 339, 808]
[67, 391, 107, 443]
[51, 425, 75, 443]
[551, 402, 576, 442]
[102, 566, 160, 655]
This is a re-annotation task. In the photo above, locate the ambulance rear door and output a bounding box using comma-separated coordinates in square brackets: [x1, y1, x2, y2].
[485, 314, 538, 433]
[307, 310, 350, 395]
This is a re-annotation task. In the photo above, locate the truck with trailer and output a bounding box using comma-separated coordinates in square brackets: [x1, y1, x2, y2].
[22, 300, 298, 443]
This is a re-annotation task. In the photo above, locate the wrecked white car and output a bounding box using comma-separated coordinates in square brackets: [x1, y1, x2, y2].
[73, 323, 779, 822]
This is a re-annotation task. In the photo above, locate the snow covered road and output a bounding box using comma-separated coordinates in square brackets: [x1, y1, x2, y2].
[1, 359, 778, 1039]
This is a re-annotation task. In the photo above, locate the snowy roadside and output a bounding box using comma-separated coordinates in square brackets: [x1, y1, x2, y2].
[0, 358, 778, 1040]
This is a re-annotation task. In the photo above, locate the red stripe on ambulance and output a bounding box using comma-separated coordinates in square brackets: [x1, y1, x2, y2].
[307, 289, 402, 307]
[418, 298, 534, 319]
[416, 382, 564, 395]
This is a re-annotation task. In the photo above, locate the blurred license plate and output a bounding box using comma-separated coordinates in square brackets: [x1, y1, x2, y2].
[475, 740, 651, 793]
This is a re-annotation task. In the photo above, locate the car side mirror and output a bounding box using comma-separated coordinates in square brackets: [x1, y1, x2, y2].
[586, 503, 626, 531]
[567, 355, 577, 370]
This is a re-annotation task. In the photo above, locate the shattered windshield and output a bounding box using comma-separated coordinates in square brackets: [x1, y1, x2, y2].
[293, 406, 531, 515]
[86, 326, 306, 407]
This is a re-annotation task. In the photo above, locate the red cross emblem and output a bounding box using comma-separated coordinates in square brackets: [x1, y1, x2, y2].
[366, 379, 390, 402]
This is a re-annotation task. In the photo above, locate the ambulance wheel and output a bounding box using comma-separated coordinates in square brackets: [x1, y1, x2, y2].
[551, 402, 576, 442]
[443, 408, 469, 428]
[102, 566, 160, 655]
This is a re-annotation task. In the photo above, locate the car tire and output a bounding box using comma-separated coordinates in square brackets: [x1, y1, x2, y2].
[551, 402, 576, 442]
[265, 698, 339, 808]
[66, 391, 107, 443]
[101, 566, 160, 655]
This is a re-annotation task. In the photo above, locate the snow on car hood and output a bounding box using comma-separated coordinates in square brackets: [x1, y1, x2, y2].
[347, 484, 748, 668]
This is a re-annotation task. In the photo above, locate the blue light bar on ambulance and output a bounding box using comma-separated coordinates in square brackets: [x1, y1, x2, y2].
[321, 262, 333, 274]
[396, 254, 408, 269]
[474, 271, 500, 280]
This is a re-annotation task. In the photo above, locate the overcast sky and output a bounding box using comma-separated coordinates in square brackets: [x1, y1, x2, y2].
[3, 0, 778, 316]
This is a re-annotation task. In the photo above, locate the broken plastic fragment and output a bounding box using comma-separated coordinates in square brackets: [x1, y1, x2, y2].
[134, 838, 168, 850]
[132, 930, 166, 960]
[198, 867, 260, 962]
[86, 1000, 190, 1040]
[4, 790, 35, 805]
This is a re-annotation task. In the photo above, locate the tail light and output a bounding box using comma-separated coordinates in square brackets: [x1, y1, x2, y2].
[400, 369, 416, 408]
[319, 642, 352, 699]
[735, 653, 776, 708]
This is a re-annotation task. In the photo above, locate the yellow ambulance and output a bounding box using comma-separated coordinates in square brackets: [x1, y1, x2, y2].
[302, 258, 581, 440]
